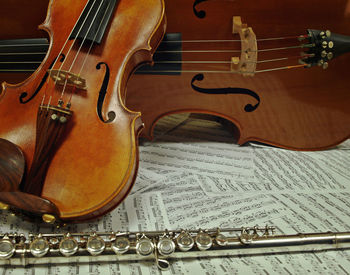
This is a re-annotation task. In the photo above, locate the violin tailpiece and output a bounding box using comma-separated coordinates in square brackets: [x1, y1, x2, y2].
[21, 105, 73, 196]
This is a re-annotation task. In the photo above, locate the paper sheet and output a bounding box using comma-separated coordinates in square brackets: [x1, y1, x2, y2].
[1, 114, 350, 274]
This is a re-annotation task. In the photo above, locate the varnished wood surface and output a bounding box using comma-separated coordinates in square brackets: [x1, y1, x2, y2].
[0, 0, 166, 221]
[0, 139, 25, 192]
[0, 0, 48, 39]
[126, 0, 350, 150]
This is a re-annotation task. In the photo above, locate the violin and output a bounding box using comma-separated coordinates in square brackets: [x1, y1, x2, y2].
[125, 0, 350, 150]
[0, 0, 166, 223]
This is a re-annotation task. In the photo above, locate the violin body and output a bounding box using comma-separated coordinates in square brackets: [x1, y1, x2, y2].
[126, 0, 350, 150]
[0, 0, 166, 222]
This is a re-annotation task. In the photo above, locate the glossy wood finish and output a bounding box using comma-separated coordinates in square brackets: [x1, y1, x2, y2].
[0, 139, 25, 191]
[126, 0, 350, 150]
[0, 0, 166, 222]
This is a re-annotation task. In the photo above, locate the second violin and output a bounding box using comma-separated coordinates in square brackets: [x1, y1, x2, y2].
[126, 0, 350, 151]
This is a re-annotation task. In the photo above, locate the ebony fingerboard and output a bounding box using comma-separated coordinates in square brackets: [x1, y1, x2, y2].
[70, 0, 118, 44]
[135, 33, 182, 75]
[0, 33, 182, 75]
[0, 38, 48, 72]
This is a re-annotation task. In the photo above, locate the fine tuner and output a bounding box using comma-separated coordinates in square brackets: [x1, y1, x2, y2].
[1, 226, 350, 270]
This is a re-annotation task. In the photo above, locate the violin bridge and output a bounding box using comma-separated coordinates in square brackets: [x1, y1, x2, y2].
[231, 16, 257, 76]
[48, 69, 87, 90]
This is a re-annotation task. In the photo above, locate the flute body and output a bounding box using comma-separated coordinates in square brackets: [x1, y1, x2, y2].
[1, 226, 350, 270]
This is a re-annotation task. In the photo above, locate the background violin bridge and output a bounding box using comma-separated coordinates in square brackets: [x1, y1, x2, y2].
[231, 16, 257, 76]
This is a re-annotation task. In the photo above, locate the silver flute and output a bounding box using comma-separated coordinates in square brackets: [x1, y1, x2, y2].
[1, 226, 350, 270]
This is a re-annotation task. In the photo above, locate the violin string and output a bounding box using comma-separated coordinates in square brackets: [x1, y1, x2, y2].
[159, 35, 309, 43]
[41, 0, 95, 105]
[0, 34, 308, 49]
[0, 52, 46, 55]
[0, 61, 42, 64]
[0, 35, 303, 48]
[39, 1, 100, 150]
[156, 44, 313, 54]
[0, 52, 311, 73]
[0, 43, 305, 56]
[0, 52, 307, 65]
[136, 64, 306, 74]
[0, 43, 48, 48]
[0, 56, 306, 71]
[0, 69, 36, 72]
[47, 0, 99, 103]
[77, 1, 112, 78]
[58, 0, 106, 102]
[152, 54, 313, 65]
[0, 43, 309, 55]
[0, 27, 311, 76]
[0, 36, 305, 55]
[67, 0, 113, 105]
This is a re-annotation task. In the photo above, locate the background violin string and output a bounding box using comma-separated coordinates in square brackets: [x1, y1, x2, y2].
[1, 115, 349, 274]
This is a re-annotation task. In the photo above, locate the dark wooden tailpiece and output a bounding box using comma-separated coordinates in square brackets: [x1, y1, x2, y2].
[21, 105, 73, 196]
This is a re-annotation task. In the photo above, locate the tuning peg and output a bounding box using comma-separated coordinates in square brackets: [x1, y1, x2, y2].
[317, 60, 325, 66]
[327, 52, 334, 60]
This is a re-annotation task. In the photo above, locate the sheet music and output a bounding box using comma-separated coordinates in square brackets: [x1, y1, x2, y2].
[1, 115, 350, 274]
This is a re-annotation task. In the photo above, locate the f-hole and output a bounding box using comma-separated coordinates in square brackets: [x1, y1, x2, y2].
[193, 0, 209, 19]
[96, 62, 116, 123]
[191, 73, 260, 112]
